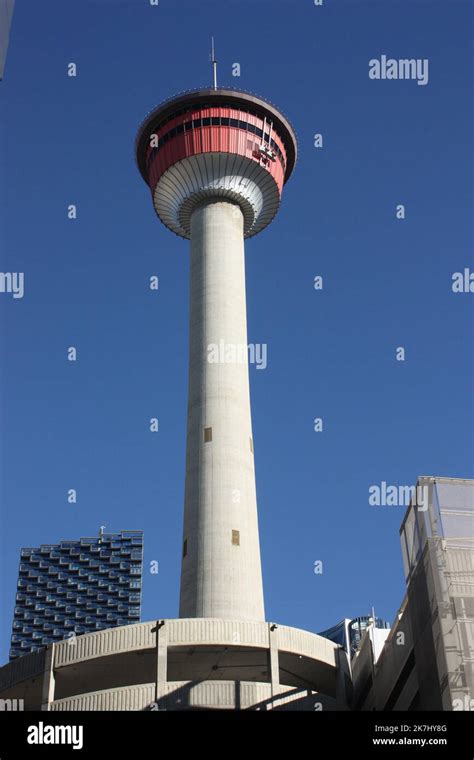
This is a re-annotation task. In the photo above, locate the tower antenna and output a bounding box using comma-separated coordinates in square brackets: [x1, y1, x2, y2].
[210, 36, 218, 89]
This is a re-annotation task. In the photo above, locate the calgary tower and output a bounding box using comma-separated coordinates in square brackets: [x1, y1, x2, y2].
[135, 56, 297, 623]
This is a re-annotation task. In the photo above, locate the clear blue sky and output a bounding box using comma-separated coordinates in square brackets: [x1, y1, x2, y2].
[0, 0, 472, 664]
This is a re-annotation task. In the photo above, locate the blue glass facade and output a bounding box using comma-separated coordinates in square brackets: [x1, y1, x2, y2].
[10, 530, 143, 660]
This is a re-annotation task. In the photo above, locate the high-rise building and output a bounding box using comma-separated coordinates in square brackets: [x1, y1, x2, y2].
[351, 477, 474, 710]
[9, 530, 144, 660]
[0, 0, 15, 80]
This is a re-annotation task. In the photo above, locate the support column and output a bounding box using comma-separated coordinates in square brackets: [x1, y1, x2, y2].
[335, 646, 349, 709]
[155, 620, 168, 704]
[41, 644, 55, 711]
[267, 623, 280, 708]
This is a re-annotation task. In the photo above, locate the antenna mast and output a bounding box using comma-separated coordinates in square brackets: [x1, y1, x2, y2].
[210, 36, 218, 89]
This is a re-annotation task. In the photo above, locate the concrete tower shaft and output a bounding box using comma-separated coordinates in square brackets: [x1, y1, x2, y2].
[181, 199, 264, 619]
[136, 88, 297, 622]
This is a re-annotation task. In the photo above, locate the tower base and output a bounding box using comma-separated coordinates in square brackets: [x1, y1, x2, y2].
[0, 619, 351, 711]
